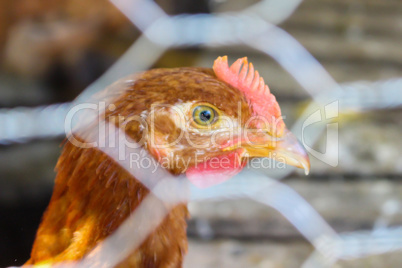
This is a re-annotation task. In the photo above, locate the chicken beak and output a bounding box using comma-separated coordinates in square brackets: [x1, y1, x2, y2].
[236, 129, 311, 175]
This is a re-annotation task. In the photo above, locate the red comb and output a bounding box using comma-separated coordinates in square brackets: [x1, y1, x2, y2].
[213, 56, 285, 136]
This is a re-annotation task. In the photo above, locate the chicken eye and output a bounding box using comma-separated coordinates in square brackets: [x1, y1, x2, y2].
[192, 105, 218, 126]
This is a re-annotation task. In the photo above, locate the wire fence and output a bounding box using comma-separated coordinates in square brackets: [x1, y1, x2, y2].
[2, 0, 402, 267]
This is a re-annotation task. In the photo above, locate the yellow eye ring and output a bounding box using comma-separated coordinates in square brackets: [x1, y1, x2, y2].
[192, 104, 219, 127]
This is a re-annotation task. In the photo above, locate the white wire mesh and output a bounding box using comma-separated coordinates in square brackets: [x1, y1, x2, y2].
[2, 0, 402, 267]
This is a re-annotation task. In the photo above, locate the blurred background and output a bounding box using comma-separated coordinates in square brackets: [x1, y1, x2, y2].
[0, 0, 401, 267]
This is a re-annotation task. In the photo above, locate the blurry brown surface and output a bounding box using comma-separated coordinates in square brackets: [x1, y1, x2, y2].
[0, 0, 131, 48]
[0, 0, 137, 104]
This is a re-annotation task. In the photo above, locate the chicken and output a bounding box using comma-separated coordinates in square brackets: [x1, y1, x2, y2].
[25, 56, 310, 267]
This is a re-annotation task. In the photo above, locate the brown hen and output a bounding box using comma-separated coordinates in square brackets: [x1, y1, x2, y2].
[25, 56, 310, 267]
